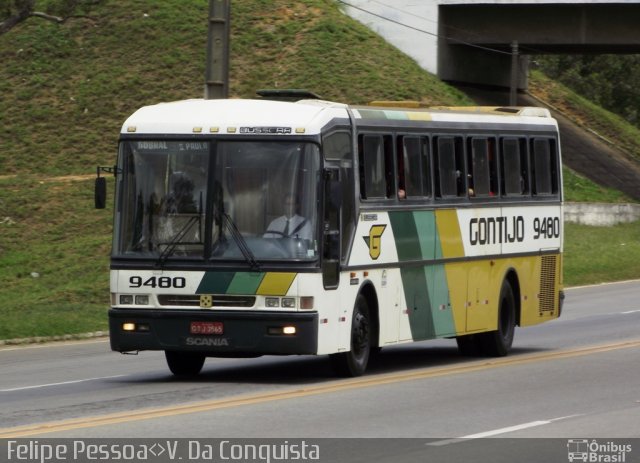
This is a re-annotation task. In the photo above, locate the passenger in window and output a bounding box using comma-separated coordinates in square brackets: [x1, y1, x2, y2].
[164, 172, 197, 214]
[264, 193, 312, 240]
[467, 173, 475, 197]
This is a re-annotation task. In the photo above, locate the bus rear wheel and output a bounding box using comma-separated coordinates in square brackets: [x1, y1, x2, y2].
[479, 280, 516, 357]
[165, 351, 206, 376]
[330, 295, 371, 377]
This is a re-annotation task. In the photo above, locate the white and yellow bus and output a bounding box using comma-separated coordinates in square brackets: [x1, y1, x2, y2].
[98, 92, 564, 376]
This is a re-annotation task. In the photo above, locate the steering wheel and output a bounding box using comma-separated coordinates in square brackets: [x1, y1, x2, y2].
[264, 230, 287, 237]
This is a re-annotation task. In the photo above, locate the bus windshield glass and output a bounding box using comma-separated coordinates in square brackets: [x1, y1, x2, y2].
[113, 139, 320, 263]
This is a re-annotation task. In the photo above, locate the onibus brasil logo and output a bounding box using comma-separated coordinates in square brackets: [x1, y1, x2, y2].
[567, 439, 632, 462]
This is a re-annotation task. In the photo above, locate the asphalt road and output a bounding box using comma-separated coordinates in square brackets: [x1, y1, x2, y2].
[1, 281, 639, 462]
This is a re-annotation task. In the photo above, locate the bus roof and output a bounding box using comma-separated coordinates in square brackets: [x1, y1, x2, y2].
[121, 98, 349, 136]
[121, 98, 558, 136]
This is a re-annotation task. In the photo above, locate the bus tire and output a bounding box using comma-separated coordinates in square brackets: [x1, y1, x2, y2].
[480, 280, 516, 357]
[330, 295, 371, 377]
[165, 351, 206, 376]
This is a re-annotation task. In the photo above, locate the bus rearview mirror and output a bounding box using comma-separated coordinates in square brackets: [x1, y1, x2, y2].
[95, 176, 107, 209]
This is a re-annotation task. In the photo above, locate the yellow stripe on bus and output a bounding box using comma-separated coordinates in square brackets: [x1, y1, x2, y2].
[407, 112, 433, 121]
[435, 210, 465, 258]
[256, 273, 297, 296]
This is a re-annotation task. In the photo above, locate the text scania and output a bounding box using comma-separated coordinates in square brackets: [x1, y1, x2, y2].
[469, 216, 525, 246]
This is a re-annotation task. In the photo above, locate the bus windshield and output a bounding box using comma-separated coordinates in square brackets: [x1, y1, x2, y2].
[113, 139, 321, 263]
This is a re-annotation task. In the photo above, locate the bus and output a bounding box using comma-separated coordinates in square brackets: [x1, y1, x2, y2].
[96, 92, 564, 377]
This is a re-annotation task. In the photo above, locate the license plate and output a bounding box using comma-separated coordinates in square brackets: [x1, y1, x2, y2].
[190, 321, 223, 335]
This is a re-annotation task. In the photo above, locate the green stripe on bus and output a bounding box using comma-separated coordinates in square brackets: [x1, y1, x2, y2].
[390, 211, 456, 339]
[196, 272, 296, 296]
[357, 109, 386, 119]
[389, 211, 438, 261]
[196, 271, 236, 294]
[389, 211, 422, 261]
[384, 110, 408, 120]
[426, 265, 456, 336]
[400, 267, 436, 340]
[413, 211, 438, 260]
[227, 272, 265, 295]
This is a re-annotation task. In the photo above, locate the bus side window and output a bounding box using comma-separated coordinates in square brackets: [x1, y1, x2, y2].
[531, 138, 559, 196]
[399, 136, 431, 199]
[501, 137, 529, 197]
[467, 137, 495, 197]
[359, 134, 393, 200]
[435, 136, 465, 198]
[323, 132, 351, 161]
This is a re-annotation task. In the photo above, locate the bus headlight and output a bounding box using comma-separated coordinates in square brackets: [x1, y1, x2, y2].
[281, 297, 296, 308]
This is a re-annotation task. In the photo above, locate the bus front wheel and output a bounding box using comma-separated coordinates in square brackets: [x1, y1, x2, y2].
[165, 351, 206, 376]
[330, 295, 371, 377]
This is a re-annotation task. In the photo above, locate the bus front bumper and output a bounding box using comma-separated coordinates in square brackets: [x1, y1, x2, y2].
[108, 309, 318, 356]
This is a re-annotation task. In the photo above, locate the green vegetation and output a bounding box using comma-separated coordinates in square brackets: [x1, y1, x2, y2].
[534, 55, 640, 128]
[562, 167, 632, 203]
[529, 70, 640, 164]
[564, 222, 640, 287]
[0, 175, 112, 339]
[0, 0, 638, 340]
[0, 0, 472, 341]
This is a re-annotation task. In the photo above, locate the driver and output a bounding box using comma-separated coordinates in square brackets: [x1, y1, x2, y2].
[264, 193, 312, 240]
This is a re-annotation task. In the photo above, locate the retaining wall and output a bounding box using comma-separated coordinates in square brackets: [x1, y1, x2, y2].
[564, 203, 640, 226]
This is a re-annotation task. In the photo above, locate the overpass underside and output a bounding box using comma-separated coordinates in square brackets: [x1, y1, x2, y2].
[438, 3, 640, 88]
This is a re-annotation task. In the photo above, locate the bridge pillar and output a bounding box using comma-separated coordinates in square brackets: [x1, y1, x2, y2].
[437, 43, 529, 91]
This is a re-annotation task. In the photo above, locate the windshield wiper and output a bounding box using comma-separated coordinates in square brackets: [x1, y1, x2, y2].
[155, 215, 200, 267]
[212, 181, 260, 271]
[222, 212, 260, 271]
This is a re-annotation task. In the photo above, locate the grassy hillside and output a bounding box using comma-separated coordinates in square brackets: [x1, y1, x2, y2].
[0, 0, 638, 340]
[530, 70, 640, 164]
[0, 0, 472, 340]
[0, 0, 470, 176]
[529, 70, 640, 203]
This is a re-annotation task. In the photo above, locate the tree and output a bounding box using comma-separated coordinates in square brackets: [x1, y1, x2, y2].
[536, 54, 640, 127]
[0, 0, 105, 36]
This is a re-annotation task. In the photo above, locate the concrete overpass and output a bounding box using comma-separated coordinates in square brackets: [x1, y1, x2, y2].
[342, 0, 640, 88]
[343, 0, 640, 201]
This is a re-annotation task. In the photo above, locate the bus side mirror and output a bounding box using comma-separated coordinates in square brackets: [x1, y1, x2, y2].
[95, 165, 118, 209]
[95, 176, 107, 209]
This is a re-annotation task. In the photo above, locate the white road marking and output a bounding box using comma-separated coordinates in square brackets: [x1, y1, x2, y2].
[0, 375, 126, 392]
[621, 310, 640, 314]
[427, 415, 584, 446]
[461, 420, 551, 438]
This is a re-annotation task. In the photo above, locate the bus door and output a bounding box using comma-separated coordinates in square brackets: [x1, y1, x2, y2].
[466, 260, 492, 332]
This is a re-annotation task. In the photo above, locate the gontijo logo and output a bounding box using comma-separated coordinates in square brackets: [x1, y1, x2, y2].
[363, 225, 387, 260]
